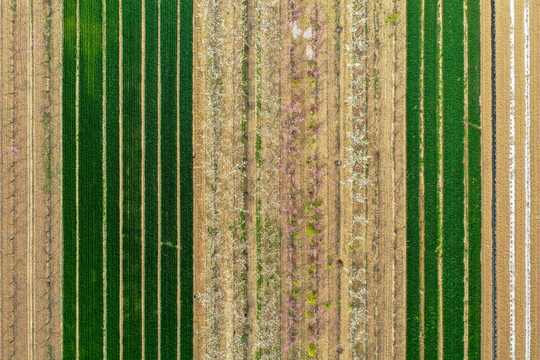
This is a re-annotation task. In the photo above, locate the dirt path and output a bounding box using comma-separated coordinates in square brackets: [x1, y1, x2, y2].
[192, 0, 206, 355]
[366, 0, 406, 358]
[480, 0, 494, 357]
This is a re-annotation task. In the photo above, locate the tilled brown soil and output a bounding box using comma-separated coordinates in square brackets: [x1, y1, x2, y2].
[0, 0, 63, 358]
[193, 0, 406, 358]
[482, 0, 540, 358]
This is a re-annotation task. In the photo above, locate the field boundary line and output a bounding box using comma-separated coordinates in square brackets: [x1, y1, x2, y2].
[75, 0, 80, 356]
[157, 0, 162, 355]
[437, 0, 444, 356]
[119, 0, 124, 356]
[28, 0, 35, 357]
[463, 0, 470, 356]
[176, 0, 181, 356]
[419, 0, 425, 356]
[141, 0, 146, 357]
[490, 0, 498, 352]
[102, 0, 108, 355]
[524, 0, 531, 357]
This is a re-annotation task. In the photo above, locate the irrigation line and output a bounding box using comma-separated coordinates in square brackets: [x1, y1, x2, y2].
[102, 0, 108, 355]
[75, 0, 81, 356]
[157, 0, 162, 356]
[437, 0, 444, 356]
[508, 0, 516, 357]
[463, 0, 470, 356]
[28, 0, 35, 357]
[118, 0, 124, 357]
[141, 0, 146, 357]
[523, 1, 531, 357]
[490, 0, 497, 355]
[419, 0, 426, 356]
[176, 0, 181, 357]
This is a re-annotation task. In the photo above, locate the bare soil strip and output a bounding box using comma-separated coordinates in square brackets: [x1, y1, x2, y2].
[392, 1, 407, 356]
[525, 3, 540, 358]
[28, 2, 35, 357]
[192, 0, 205, 355]
[325, 0, 343, 356]
[245, 0, 258, 357]
[1, 0, 63, 357]
[0, 0, 31, 358]
[480, 0, 494, 357]
[419, 0, 426, 356]
[494, 0, 512, 356]
[523, 2, 531, 358]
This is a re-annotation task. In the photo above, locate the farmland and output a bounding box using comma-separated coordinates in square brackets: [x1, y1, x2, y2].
[0, 0, 539, 359]
[193, 0, 407, 357]
[61, 0, 193, 358]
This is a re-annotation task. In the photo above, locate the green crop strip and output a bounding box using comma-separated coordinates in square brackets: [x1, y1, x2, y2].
[179, 0, 194, 356]
[79, 0, 105, 357]
[423, 0, 440, 357]
[468, 127, 481, 359]
[62, 0, 77, 357]
[144, 0, 159, 358]
[442, 0, 465, 356]
[106, 0, 120, 357]
[406, 0, 421, 358]
[122, 0, 143, 357]
[64, 0, 193, 356]
[160, 0, 178, 357]
[467, 2, 481, 355]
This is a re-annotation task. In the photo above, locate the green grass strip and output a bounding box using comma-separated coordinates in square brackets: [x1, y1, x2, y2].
[179, 0, 194, 357]
[406, 0, 421, 358]
[423, 0, 440, 357]
[62, 0, 77, 356]
[467, 0, 481, 355]
[442, 0, 465, 356]
[160, 0, 178, 357]
[122, 0, 143, 357]
[468, 126, 481, 359]
[144, 0, 159, 358]
[79, 0, 104, 357]
[467, 0, 481, 128]
[105, 0, 120, 357]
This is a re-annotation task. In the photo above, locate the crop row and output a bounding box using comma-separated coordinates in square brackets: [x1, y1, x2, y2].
[62, 1, 193, 358]
[405, 0, 481, 358]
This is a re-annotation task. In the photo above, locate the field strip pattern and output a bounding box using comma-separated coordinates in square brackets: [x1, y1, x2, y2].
[193, 0, 406, 358]
[1, 0, 63, 357]
[1, 0, 539, 359]
[487, 0, 540, 358]
[406, 0, 482, 358]
[61, 0, 193, 358]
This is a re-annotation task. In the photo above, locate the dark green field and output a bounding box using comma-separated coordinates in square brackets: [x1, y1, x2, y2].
[62, 1, 193, 358]
[406, 0, 481, 358]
